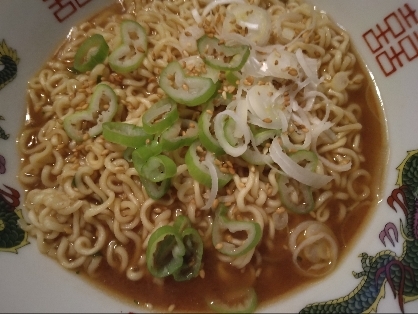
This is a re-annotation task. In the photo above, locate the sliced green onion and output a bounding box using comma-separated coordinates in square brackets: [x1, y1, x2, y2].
[198, 102, 224, 156]
[133, 140, 163, 164]
[213, 110, 251, 157]
[102, 122, 153, 148]
[225, 71, 240, 86]
[173, 215, 191, 234]
[159, 61, 217, 106]
[250, 125, 280, 146]
[63, 84, 118, 142]
[185, 141, 232, 188]
[173, 226, 203, 282]
[212, 204, 262, 257]
[132, 148, 146, 174]
[109, 20, 148, 74]
[123, 147, 135, 162]
[223, 117, 238, 147]
[73, 34, 109, 73]
[288, 150, 318, 171]
[140, 155, 177, 182]
[146, 225, 185, 277]
[197, 35, 250, 71]
[141, 177, 171, 200]
[161, 118, 198, 151]
[277, 175, 314, 214]
[146, 216, 203, 281]
[142, 98, 179, 134]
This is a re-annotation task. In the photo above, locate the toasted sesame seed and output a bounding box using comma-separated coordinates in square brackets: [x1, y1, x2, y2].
[288, 68, 298, 76]
[255, 268, 262, 277]
[168, 304, 175, 312]
[199, 269, 206, 279]
[220, 167, 229, 173]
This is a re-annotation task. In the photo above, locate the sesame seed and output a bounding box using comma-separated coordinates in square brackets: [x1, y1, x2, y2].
[288, 68, 298, 76]
[199, 269, 206, 279]
[220, 167, 229, 173]
[255, 268, 262, 277]
[168, 304, 176, 312]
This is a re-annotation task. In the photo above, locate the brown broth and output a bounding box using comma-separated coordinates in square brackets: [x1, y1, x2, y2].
[19, 2, 388, 313]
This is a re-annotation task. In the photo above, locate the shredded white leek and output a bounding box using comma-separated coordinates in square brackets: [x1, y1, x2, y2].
[201, 0, 247, 18]
[192, 0, 355, 201]
[202, 154, 218, 210]
[269, 138, 332, 189]
[191, 8, 202, 24]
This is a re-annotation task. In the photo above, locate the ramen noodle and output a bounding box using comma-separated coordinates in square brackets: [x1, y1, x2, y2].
[19, 0, 387, 312]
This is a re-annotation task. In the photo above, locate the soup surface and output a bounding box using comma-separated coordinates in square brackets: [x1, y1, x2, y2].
[19, 0, 388, 312]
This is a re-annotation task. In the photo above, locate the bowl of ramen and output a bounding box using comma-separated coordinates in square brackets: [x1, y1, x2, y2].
[1, 0, 417, 312]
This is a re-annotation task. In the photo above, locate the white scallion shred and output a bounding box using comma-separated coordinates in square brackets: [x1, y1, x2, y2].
[202, 154, 218, 210]
[189, 1, 356, 204]
[201, 0, 247, 19]
[191, 8, 202, 24]
[269, 138, 332, 189]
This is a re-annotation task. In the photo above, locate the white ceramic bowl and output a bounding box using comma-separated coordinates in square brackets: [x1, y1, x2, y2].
[1, 0, 418, 312]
